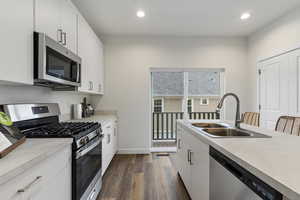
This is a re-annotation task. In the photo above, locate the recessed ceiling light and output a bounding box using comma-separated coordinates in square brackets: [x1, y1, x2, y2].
[240, 12, 251, 20]
[137, 10, 145, 18]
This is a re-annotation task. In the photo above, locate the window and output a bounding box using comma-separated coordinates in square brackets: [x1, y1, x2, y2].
[187, 99, 193, 113]
[188, 71, 220, 96]
[153, 99, 164, 113]
[200, 98, 209, 105]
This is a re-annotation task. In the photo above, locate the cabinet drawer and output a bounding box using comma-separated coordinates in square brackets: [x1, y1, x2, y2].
[0, 145, 71, 200]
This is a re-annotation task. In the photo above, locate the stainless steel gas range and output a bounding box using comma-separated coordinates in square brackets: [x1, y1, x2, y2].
[2, 103, 103, 200]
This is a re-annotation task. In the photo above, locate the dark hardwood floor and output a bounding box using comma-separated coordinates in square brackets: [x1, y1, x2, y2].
[97, 153, 191, 200]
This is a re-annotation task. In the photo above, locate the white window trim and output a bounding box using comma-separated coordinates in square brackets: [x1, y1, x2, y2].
[153, 98, 164, 112]
[200, 98, 210, 105]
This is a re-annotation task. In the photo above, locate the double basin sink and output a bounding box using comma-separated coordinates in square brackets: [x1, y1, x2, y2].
[191, 123, 270, 138]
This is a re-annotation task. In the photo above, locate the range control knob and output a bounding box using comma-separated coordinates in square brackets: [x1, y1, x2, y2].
[79, 138, 86, 145]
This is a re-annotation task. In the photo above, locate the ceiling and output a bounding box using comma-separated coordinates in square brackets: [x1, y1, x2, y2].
[72, 0, 300, 37]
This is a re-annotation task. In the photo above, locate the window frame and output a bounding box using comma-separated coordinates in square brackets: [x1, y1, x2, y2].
[187, 98, 194, 113]
[153, 98, 164, 113]
[200, 97, 210, 105]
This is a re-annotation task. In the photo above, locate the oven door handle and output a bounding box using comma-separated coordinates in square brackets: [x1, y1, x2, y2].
[76, 139, 101, 159]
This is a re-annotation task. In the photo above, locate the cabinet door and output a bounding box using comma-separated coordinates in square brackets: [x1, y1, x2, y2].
[87, 31, 103, 94]
[94, 38, 104, 94]
[77, 15, 93, 93]
[90, 33, 100, 93]
[112, 121, 118, 154]
[172, 126, 183, 172]
[0, 0, 34, 85]
[30, 162, 71, 200]
[178, 128, 192, 192]
[190, 135, 209, 200]
[102, 123, 114, 175]
[35, 0, 62, 43]
[61, 0, 77, 53]
[0, 146, 71, 200]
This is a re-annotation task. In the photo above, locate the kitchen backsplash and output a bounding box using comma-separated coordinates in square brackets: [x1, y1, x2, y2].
[0, 85, 90, 120]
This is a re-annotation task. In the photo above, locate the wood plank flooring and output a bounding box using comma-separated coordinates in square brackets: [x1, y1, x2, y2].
[97, 154, 191, 200]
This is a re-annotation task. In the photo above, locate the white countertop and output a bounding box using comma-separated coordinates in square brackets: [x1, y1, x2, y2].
[179, 120, 300, 200]
[0, 138, 72, 185]
[69, 113, 117, 126]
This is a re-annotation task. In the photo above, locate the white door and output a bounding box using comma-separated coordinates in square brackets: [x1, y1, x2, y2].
[259, 55, 289, 129]
[289, 49, 300, 116]
[35, 0, 62, 43]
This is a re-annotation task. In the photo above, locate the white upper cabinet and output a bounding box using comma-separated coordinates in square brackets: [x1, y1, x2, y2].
[93, 37, 104, 95]
[77, 15, 94, 93]
[61, 0, 78, 53]
[0, 0, 34, 85]
[77, 14, 104, 95]
[34, 0, 62, 42]
[34, 0, 77, 53]
[0, 0, 104, 92]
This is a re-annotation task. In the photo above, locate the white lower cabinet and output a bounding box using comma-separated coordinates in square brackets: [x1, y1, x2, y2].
[190, 133, 209, 200]
[172, 124, 209, 200]
[102, 120, 118, 175]
[0, 146, 72, 200]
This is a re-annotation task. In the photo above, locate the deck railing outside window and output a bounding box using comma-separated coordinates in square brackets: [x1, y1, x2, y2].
[152, 112, 220, 140]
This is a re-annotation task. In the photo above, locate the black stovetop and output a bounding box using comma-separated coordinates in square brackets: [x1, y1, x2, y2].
[20, 121, 101, 140]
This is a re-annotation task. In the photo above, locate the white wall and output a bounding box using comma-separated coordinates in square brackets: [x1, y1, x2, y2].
[248, 7, 300, 111]
[0, 85, 89, 120]
[92, 36, 249, 153]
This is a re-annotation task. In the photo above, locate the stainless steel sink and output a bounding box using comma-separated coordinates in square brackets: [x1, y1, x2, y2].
[192, 123, 227, 129]
[201, 128, 271, 138]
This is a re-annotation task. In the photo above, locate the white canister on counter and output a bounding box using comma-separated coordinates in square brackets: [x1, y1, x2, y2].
[72, 104, 82, 119]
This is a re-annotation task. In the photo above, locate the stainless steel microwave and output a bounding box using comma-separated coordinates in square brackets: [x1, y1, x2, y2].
[34, 32, 81, 89]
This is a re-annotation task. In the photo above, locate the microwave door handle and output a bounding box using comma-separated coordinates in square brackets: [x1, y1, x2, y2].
[77, 65, 80, 83]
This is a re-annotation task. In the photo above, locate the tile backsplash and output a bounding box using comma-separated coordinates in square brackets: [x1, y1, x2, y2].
[0, 84, 90, 119]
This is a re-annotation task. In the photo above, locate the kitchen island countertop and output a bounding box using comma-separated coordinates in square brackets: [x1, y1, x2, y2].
[179, 120, 300, 200]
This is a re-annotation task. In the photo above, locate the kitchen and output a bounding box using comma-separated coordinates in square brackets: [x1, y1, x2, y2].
[1, 0, 300, 200]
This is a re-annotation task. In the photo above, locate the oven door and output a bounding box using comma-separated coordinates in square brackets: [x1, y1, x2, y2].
[74, 136, 102, 200]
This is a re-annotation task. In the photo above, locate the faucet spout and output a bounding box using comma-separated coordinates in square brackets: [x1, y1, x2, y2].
[216, 93, 241, 128]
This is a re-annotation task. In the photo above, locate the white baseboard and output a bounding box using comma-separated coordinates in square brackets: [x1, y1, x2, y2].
[117, 148, 150, 154]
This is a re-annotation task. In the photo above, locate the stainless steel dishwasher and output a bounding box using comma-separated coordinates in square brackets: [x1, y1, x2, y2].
[210, 147, 283, 200]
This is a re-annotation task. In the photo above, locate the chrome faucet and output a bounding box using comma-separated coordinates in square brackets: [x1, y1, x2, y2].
[217, 93, 242, 129]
